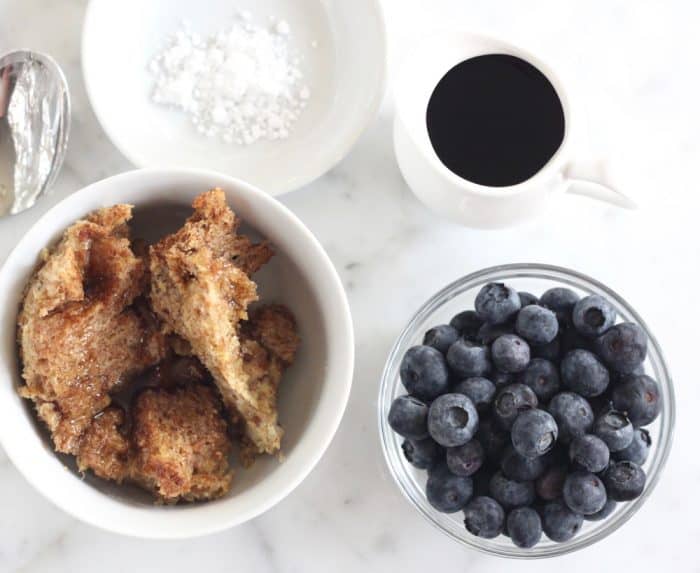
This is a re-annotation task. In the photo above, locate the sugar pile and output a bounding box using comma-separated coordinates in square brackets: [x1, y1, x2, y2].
[148, 14, 310, 145]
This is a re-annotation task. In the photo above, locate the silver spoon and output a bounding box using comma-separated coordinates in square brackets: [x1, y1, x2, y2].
[0, 50, 70, 216]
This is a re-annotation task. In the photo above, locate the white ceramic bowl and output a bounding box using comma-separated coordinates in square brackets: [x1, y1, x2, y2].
[82, 0, 386, 195]
[0, 168, 354, 538]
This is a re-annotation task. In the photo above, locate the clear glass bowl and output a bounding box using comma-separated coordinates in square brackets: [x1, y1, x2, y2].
[378, 264, 675, 559]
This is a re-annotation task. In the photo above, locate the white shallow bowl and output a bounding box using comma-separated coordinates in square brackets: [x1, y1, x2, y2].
[0, 168, 354, 538]
[82, 0, 387, 195]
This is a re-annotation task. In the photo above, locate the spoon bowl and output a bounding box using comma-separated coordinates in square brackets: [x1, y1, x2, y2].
[0, 50, 70, 216]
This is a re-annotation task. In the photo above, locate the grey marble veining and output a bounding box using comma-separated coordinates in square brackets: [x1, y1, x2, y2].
[0, 1, 699, 572]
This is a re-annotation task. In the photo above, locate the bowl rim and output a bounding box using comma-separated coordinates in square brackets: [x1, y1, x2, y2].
[0, 167, 355, 538]
[80, 0, 388, 196]
[378, 262, 675, 559]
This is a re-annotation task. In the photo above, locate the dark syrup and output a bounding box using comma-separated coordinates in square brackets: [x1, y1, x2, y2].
[426, 54, 565, 187]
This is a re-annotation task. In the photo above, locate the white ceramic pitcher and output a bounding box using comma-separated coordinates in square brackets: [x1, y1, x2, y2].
[393, 30, 635, 228]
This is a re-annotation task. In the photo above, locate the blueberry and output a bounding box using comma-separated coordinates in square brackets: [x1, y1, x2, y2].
[388, 395, 429, 439]
[492, 334, 531, 373]
[603, 461, 646, 501]
[449, 310, 483, 341]
[447, 439, 485, 477]
[515, 305, 559, 345]
[428, 393, 479, 447]
[489, 471, 535, 508]
[585, 498, 617, 521]
[493, 383, 538, 430]
[402, 438, 444, 470]
[511, 409, 558, 458]
[463, 496, 505, 538]
[542, 500, 584, 542]
[507, 507, 543, 548]
[501, 445, 549, 481]
[595, 322, 648, 374]
[477, 321, 515, 345]
[400, 345, 450, 400]
[563, 471, 607, 515]
[573, 295, 617, 338]
[548, 392, 594, 444]
[614, 429, 652, 465]
[453, 377, 496, 411]
[594, 409, 634, 452]
[519, 358, 560, 401]
[476, 418, 509, 462]
[531, 336, 561, 362]
[536, 465, 567, 501]
[518, 292, 539, 307]
[446, 340, 491, 378]
[475, 282, 522, 325]
[611, 363, 646, 384]
[561, 349, 610, 397]
[569, 434, 610, 473]
[491, 370, 514, 387]
[611, 374, 661, 427]
[426, 463, 474, 513]
[423, 324, 460, 354]
[540, 287, 580, 328]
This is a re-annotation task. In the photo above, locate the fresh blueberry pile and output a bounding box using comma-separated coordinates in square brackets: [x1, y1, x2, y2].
[389, 282, 661, 548]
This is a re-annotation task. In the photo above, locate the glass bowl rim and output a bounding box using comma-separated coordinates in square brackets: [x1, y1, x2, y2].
[378, 262, 676, 559]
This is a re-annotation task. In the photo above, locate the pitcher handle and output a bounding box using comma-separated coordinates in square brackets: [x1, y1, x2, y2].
[563, 159, 637, 210]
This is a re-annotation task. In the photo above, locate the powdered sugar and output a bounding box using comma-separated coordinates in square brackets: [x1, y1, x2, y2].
[148, 14, 309, 145]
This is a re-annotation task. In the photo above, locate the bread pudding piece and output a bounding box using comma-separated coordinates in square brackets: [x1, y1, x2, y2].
[148, 189, 297, 455]
[130, 384, 233, 502]
[17, 205, 167, 455]
[75, 354, 232, 501]
[237, 304, 300, 464]
[243, 304, 300, 366]
[76, 407, 130, 482]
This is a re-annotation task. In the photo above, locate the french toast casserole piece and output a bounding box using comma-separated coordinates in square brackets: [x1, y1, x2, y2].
[130, 384, 233, 502]
[74, 358, 234, 502]
[17, 205, 166, 455]
[75, 406, 131, 482]
[148, 189, 299, 456]
[237, 304, 300, 462]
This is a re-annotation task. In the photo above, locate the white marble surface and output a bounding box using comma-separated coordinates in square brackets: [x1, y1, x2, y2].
[1, 0, 699, 571]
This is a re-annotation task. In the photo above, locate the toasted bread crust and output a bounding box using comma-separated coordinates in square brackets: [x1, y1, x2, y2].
[76, 407, 130, 482]
[245, 304, 300, 366]
[149, 189, 294, 455]
[18, 205, 166, 454]
[131, 384, 233, 501]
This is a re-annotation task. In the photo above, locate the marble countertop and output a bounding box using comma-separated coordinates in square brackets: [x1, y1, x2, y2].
[1, 1, 698, 571]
